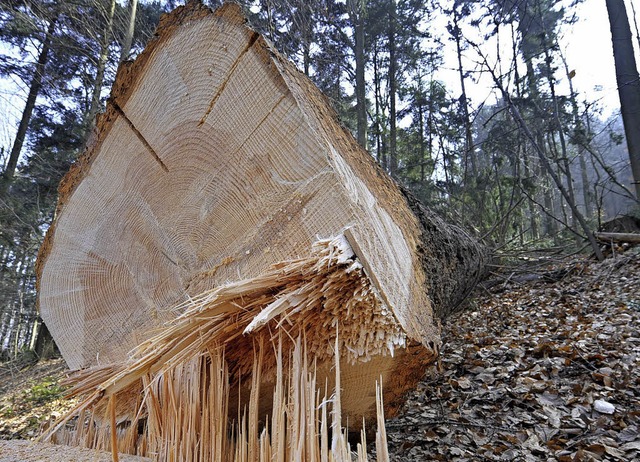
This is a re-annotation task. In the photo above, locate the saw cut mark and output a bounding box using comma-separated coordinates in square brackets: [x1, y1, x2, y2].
[198, 31, 260, 126]
[232, 92, 289, 155]
[111, 100, 169, 172]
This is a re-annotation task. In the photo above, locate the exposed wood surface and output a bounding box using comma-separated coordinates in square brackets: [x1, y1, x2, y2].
[37, 2, 439, 372]
[35, 1, 487, 452]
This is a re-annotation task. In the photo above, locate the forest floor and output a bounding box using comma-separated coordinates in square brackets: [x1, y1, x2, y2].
[0, 357, 71, 440]
[0, 246, 638, 461]
[386, 245, 640, 461]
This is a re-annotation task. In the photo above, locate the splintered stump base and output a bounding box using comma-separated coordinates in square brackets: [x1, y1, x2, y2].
[43, 237, 435, 460]
[48, 338, 402, 461]
[36, 2, 487, 461]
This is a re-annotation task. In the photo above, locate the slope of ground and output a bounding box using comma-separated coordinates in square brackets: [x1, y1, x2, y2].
[0, 358, 72, 440]
[0, 248, 638, 461]
[387, 248, 640, 461]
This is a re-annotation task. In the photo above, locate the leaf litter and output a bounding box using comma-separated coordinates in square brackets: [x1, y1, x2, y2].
[1, 249, 638, 461]
[386, 248, 640, 461]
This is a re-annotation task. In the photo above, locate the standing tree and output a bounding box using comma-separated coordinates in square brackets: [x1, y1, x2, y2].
[85, 0, 117, 134]
[119, 0, 138, 63]
[0, 1, 59, 194]
[349, 0, 368, 148]
[606, 0, 640, 200]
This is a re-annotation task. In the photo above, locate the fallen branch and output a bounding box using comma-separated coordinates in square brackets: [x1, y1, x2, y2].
[594, 232, 640, 244]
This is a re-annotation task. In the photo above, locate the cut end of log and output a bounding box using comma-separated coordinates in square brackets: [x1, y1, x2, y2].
[37, 0, 440, 373]
[33, 1, 486, 459]
[51, 235, 433, 417]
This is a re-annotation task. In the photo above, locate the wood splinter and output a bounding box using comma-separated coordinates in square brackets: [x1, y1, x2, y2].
[36, 2, 488, 460]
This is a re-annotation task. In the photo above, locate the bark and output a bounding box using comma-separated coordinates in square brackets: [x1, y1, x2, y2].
[401, 186, 488, 319]
[36, 2, 488, 445]
[606, 0, 640, 200]
[1, 14, 58, 192]
[388, 0, 397, 174]
[119, 0, 138, 64]
[595, 231, 640, 243]
[349, 0, 367, 149]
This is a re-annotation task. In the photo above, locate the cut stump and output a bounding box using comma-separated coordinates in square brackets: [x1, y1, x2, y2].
[36, 1, 488, 455]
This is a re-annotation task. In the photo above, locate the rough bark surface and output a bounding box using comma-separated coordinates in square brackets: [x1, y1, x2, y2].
[401, 186, 490, 320]
[606, 0, 640, 200]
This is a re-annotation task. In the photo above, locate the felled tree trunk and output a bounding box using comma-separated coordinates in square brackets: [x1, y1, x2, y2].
[36, 2, 487, 459]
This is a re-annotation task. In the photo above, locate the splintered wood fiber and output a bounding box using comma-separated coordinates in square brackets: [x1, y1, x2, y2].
[31, 3, 475, 461]
[42, 238, 401, 461]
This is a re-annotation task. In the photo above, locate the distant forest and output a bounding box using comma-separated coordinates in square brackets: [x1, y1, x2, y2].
[0, 0, 638, 359]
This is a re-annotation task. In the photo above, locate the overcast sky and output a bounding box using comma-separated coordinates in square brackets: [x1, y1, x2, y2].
[436, 0, 635, 120]
[562, 0, 625, 116]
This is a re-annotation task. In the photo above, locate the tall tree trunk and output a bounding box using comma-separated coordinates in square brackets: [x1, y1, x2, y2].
[629, 0, 640, 51]
[373, 43, 385, 168]
[5, 249, 26, 357]
[606, 0, 640, 200]
[349, 0, 367, 148]
[522, 145, 539, 239]
[418, 99, 426, 182]
[296, 0, 312, 77]
[561, 49, 594, 218]
[537, 135, 558, 238]
[388, 0, 397, 174]
[453, 7, 475, 178]
[1, 14, 58, 193]
[543, 45, 579, 240]
[578, 150, 593, 217]
[120, 0, 139, 64]
[85, 0, 116, 135]
[29, 317, 40, 351]
[302, 38, 310, 77]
